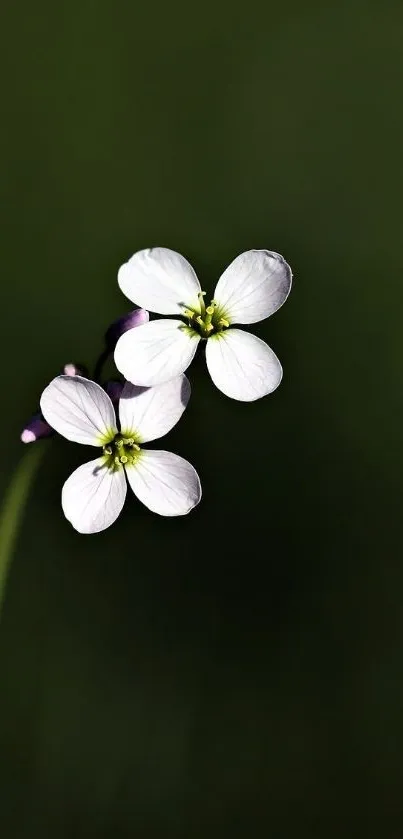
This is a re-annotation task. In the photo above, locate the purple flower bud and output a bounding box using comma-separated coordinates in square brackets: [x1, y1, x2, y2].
[105, 308, 149, 350]
[21, 413, 54, 444]
[63, 362, 88, 377]
[103, 379, 124, 405]
[21, 362, 88, 446]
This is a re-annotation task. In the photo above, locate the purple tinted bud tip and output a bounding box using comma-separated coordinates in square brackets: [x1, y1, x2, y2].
[21, 413, 54, 444]
[105, 308, 149, 350]
[20, 362, 88, 445]
[63, 362, 88, 377]
[103, 380, 124, 405]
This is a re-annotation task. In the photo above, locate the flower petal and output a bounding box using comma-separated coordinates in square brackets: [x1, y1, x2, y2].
[119, 375, 191, 444]
[213, 249, 292, 324]
[40, 375, 117, 446]
[62, 457, 126, 534]
[118, 247, 202, 315]
[114, 319, 200, 387]
[205, 329, 283, 401]
[126, 450, 201, 517]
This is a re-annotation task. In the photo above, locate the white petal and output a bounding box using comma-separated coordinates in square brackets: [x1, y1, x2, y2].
[118, 247, 202, 315]
[62, 458, 127, 534]
[205, 329, 283, 401]
[114, 319, 200, 387]
[126, 450, 201, 517]
[213, 249, 292, 324]
[40, 376, 117, 446]
[119, 375, 191, 444]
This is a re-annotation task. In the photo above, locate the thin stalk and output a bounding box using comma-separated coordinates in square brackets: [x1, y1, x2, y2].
[93, 348, 110, 384]
[0, 445, 44, 619]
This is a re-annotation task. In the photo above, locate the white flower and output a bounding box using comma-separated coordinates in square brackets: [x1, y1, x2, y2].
[40, 374, 201, 534]
[114, 247, 292, 401]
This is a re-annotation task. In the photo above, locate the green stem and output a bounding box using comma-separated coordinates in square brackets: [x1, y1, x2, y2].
[0, 445, 44, 619]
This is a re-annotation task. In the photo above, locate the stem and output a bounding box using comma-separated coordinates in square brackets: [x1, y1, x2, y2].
[93, 347, 110, 384]
[0, 445, 44, 620]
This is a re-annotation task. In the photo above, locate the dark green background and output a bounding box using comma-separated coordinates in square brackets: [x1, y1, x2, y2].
[1, 1, 403, 836]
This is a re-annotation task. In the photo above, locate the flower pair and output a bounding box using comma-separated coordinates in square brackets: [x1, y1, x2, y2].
[23, 246, 292, 533]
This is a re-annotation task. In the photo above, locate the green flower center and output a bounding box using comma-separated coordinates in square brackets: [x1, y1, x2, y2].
[102, 434, 141, 470]
[183, 292, 230, 339]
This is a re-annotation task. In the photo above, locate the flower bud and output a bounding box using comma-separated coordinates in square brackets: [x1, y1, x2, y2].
[21, 413, 54, 444]
[63, 362, 89, 377]
[104, 308, 149, 350]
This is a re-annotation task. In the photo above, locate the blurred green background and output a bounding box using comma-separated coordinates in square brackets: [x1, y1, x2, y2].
[1, 0, 403, 836]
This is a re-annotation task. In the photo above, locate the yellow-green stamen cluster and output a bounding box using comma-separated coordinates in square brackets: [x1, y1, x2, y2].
[183, 292, 230, 339]
[103, 434, 141, 470]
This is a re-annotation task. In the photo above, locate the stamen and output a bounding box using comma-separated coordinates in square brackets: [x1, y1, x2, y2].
[181, 295, 227, 338]
[106, 434, 142, 468]
[204, 303, 216, 331]
[197, 291, 206, 318]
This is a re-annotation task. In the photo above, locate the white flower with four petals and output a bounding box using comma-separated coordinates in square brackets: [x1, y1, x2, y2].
[40, 374, 201, 533]
[114, 247, 292, 401]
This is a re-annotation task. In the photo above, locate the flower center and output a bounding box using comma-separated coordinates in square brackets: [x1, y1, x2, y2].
[183, 292, 230, 339]
[102, 434, 141, 470]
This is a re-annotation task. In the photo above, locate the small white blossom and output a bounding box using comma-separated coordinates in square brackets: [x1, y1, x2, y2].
[40, 374, 201, 533]
[114, 248, 292, 401]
